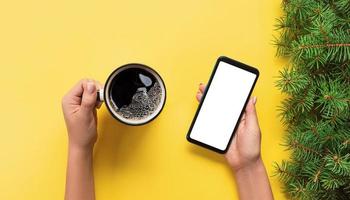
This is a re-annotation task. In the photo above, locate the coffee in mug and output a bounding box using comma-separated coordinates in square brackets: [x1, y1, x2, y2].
[98, 63, 166, 125]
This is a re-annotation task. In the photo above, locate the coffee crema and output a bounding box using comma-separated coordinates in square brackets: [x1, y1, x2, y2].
[109, 68, 162, 121]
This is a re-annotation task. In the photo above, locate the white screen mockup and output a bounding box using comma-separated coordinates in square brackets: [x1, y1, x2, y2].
[189, 61, 257, 151]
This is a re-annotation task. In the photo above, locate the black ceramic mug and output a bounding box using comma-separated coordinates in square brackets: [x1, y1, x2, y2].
[98, 63, 166, 125]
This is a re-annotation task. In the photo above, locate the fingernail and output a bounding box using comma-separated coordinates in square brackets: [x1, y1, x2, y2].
[87, 82, 95, 93]
[252, 96, 257, 104]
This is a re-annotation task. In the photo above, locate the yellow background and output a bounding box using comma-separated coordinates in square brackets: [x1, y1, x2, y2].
[0, 0, 288, 199]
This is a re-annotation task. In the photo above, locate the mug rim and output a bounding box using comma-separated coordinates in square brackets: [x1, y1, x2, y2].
[103, 63, 166, 126]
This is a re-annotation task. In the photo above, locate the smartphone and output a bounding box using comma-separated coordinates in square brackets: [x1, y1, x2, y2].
[187, 56, 259, 153]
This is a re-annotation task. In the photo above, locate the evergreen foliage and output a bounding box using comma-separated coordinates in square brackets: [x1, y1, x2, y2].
[274, 0, 350, 199]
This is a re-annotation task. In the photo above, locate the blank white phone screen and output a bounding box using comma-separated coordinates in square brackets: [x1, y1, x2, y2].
[189, 61, 257, 151]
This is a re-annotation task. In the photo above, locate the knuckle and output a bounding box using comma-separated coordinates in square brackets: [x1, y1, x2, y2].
[80, 78, 88, 85]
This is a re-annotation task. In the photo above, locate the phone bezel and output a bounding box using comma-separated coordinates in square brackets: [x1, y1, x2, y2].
[186, 56, 260, 154]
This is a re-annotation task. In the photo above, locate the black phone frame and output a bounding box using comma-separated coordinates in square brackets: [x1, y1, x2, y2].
[186, 56, 260, 154]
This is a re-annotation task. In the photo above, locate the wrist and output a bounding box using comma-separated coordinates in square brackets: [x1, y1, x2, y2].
[233, 157, 274, 200]
[233, 157, 265, 175]
[68, 143, 94, 155]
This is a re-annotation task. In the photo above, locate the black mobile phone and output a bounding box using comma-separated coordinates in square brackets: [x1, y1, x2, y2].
[187, 56, 259, 154]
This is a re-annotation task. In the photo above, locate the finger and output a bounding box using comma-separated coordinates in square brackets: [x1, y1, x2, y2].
[81, 81, 97, 112]
[196, 90, 203, 102]
[65, 79, 86, 99]
[245, 97, 259, 129]
[199, 83, 206, 93]
[92, 80, 102, 88]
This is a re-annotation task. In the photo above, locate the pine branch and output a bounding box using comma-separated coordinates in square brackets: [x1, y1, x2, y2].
[274, 0, 350, 198]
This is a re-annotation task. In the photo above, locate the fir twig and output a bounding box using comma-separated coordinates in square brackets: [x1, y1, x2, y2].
[274, 0, 350, 199]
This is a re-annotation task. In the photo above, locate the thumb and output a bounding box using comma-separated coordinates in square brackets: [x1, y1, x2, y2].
[245, 97, 259, 129]
[81, 81, 97, 112]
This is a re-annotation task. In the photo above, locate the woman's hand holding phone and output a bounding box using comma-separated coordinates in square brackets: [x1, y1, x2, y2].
[196, 83, 274, 200]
